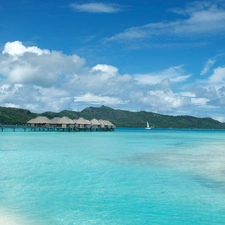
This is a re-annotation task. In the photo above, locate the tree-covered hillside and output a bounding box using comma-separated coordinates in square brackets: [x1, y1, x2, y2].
[0, 105, 225, 129]
[0, 106, 38, 125]
[80, 106, 225, 129]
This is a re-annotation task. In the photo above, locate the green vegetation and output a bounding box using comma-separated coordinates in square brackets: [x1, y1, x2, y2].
[0, 105, 225, 129]
[0, 106, 38, 125]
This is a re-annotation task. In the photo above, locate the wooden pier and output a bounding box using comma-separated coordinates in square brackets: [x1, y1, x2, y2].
[0, 124, 114, 132]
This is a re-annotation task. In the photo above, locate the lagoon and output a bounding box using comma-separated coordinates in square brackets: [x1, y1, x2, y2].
[0, 128, 225, 224]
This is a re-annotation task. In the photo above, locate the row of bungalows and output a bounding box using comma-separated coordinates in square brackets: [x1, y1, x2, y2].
[27, 116, 115, 131]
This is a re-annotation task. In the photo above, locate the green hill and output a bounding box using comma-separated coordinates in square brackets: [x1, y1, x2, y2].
[80, 106, 225, 129]
[0, 106, 38, 125]
[0, 105, 225, 129]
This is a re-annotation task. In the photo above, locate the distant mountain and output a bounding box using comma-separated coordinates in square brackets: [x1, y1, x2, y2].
[80, 105, 225, 129]
[0, 105, 225, 129]
[0, 106, 38, 125]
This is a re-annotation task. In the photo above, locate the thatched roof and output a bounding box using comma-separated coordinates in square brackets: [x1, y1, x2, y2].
[76, 117, 90, 125]
[85, 119, 91, 125]
[90, 118, 101, 126]
[97, 120, 115, 128]
[56, 116, 74, 124]
[27, 116, 114, 127]
[51, 117, 61, 124]
[27, 116, 51, 124]
[104, 120, 115, 128]
[76, 117, 86, 125]
[109, 121, 115, 128]
[27, 118, 36, 124]
[98, 119, 107, 127]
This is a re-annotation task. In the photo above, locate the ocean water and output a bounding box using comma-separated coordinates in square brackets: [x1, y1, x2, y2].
[0, 128, 225, 225]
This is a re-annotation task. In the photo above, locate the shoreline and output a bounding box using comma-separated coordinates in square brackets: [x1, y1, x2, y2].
[0, 208, 32, 225]
[0, 214, 21, 225]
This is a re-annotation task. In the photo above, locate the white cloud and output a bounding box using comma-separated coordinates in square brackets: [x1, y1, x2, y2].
[106, 1, 225, 42]
[0, 41, 133, 112]
[0, 41, 85, 86]
[187, 85, 218, 103]
[33, 86, 73, 112]
[0, 40, 225, 121]
[140, 89, 190, 113]
[91, 64, 118, 81]
[191, 97, 208, 105]
[92, 64, 118, 75]
[134, 66, 191, 85]
[74, 93, 125, 105]
[0, 83, 74, 112]
[70, 3, 121, 13]
[4, 103, 21, 108]
[200, 59, 215, 75]
[180, 92, 195, 97]
[0, 84, 10, 94]
[209, 67, 225, 84]
[2, 41, 50, 57]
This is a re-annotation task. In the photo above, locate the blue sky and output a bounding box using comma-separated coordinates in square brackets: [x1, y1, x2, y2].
[0, 0, 225, 121]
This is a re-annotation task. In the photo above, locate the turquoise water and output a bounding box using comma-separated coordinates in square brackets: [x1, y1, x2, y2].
[0, 128, 225, 224]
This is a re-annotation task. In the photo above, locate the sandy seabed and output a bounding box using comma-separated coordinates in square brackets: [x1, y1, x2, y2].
[0, 208, 32, 225]
[0, 216, 19, 225]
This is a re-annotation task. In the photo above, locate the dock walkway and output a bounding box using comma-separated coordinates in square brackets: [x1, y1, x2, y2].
[0, 125, 114, 132]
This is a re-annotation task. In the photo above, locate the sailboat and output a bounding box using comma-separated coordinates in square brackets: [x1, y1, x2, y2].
[145, 121, 151, 130]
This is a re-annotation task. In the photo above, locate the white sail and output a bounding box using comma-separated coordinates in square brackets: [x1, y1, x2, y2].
[145, 121, 151, 129]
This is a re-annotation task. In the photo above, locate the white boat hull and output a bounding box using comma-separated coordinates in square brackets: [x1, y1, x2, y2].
[145, 121, 152, 129]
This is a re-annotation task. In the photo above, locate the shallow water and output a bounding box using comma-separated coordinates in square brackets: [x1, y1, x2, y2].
[0, 128, 225, 224]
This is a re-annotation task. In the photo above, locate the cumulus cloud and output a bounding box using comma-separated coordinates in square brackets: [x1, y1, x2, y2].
[0, 41, 133, 112]
[2, 41, 50, 56]
[140, 89, 191, 113]
[0, 41, 85, 86]
[187, 85, 218, 100]
[0, 40, 225, 121]
[209, 67, 225, 84]
[70, 3, 121, 13]
[106, 1, 225, 43]
[91, 64, 118, 81]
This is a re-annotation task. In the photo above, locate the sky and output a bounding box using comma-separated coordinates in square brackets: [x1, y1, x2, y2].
[0, 0, 225, 121]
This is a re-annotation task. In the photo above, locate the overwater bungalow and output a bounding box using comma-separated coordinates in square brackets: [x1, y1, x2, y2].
[85, 119, 91, 129]
[50, 117, 61, 128]
[76, 117, 91, 131]
[90, 118, 101, 131]
[54, 116, 74, 129]
[105, 120, 115, 130]
[25, 116, 115, 132]
[98, 119, 108, 130]
[98, 119, 115, 131]
[27, 116, 52, 127]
